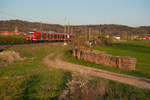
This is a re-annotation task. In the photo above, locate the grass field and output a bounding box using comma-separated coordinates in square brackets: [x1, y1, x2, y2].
[94, 41, 150, 78]
[0, 43, 71, 100]
[0, 42, 150, 100]
[63, 41, 150, 79]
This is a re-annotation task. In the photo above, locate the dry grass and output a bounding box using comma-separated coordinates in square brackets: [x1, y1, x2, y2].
[0, 51, 25, 67]
[59, 74, 109, 100]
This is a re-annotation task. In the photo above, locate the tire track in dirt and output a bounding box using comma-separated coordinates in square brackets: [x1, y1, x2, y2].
[43, 53, 150, 89]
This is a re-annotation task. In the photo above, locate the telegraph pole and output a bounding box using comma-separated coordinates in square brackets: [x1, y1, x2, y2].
[89, 27, 91, 41]
[71, 26, 73, 34]
[64, 17, 67, 45]
[84, 25, 88, 41]
[40, 21, 43, 40]
[67, 20, 70, 34]
[99, 25, 102, 35]
[64, 17, 67, 34]
[40, 21, 42, 31]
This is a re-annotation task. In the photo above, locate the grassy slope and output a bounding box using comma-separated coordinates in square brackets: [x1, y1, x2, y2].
[63, 41, 150, 79]
[0, 44, 71, 100]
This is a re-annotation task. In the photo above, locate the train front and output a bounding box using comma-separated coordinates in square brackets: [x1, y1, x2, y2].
[26, 31, 36, 40]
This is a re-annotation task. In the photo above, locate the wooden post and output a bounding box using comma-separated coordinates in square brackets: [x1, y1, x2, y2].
[84, 25, 88, 41]
[71, 27, 73, 34]
[67, 21, 70, 34]
[89, 27, 91, 40]
[40, 21, 42, 31]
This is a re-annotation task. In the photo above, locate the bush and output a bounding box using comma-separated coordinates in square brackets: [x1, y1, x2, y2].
[0, 75, 30, 100]
[97, 34, 113, 46]
[0, 35, 28, 44]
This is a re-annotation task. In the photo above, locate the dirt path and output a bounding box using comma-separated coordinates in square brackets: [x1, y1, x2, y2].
[43, 53, 150, 89]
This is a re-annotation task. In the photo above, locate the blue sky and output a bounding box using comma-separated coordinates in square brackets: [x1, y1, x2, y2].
[0, 0, 150, 26]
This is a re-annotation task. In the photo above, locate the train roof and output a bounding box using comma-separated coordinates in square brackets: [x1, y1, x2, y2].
[55, 33, 72, 35]
[29, 30, 72, 35]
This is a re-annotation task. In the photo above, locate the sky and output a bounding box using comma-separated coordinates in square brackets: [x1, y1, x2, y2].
[0, 0, 150, 26]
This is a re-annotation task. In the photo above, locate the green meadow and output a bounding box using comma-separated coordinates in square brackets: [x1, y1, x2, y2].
[64, 41, 150, 79]
[0, 42, 150, 100]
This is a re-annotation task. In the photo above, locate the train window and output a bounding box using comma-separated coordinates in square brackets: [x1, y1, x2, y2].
[28, 32, 34, 37]
[43, 33, 48, 39]
[46, 33, 49, 39]
[36, 32, 41, 38]
[53, 34, 56, 39]
[50, 34, 53, 39]
[62, 35, 64, 39]
[67, 35, 70, 38]
[54, 34, 57, 39]
[43, 33, 46, 38]
[48, 33, 51, 38]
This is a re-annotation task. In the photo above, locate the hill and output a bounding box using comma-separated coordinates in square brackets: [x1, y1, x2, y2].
[0, 20, 64, 33]
[0, 20, 150, 35]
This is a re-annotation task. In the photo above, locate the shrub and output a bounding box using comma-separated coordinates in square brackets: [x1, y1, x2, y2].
[0, 35, 28, 44]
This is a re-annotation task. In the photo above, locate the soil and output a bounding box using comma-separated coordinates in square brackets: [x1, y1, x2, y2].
[43, 53, 150, 89]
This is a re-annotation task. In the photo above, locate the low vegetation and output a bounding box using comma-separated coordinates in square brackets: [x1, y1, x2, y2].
[61, 74, 150, 100]
[94, 41, 150, 78]
[63, 41, 150, 99]
[64, 41, 150, 79]
[0, 42, 150, 100]
[0, 35, 28, 44]
[0, 44, 71, 100]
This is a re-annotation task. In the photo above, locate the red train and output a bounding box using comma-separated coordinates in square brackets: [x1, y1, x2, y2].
[26, 30, 72, 41]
